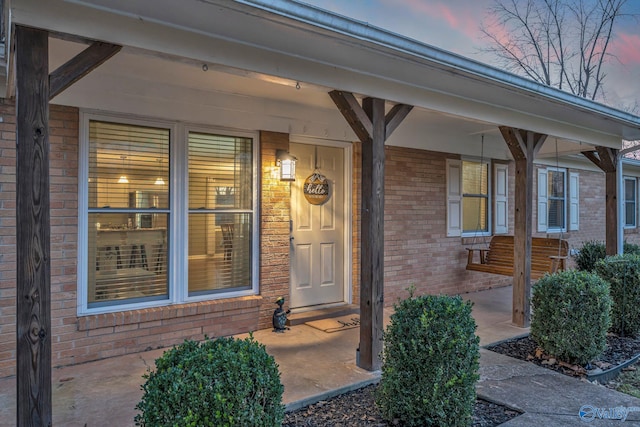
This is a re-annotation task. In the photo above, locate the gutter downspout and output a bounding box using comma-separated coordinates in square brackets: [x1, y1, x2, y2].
[618, 153, 624, 254]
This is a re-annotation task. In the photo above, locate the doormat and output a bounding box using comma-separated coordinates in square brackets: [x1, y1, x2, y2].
[305, 315, 360, 333]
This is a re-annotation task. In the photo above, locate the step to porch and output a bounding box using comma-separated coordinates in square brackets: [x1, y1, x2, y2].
[287, 304, 359, 326]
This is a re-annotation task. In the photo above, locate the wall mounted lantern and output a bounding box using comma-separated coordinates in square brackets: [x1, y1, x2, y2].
[276, 149, 297, 182]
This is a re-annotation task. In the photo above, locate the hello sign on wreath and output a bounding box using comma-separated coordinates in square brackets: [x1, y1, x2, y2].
[303, 171, 330, 205]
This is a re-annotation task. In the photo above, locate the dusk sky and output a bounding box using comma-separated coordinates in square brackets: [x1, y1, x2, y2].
[302, 0, 640, 112]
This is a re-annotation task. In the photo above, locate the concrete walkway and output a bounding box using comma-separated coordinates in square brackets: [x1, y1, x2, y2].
[1, 285, 639, 426]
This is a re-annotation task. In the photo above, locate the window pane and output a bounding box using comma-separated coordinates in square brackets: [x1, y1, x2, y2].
[87, 120, 170, 307]
[188, 132, 252, 210]
[548, 199, 565, 228]
[88, 213, 168, 306]
[625, 179, 636, 201]
[626, 202, 636, 227]
[188, 213, 252, 294]
[626, 179, 636, 227]
[463, 196, 488, 233]
[89, 121, 169, 209]
[549, 170, 565, 198]
[462, 161, 488, 195]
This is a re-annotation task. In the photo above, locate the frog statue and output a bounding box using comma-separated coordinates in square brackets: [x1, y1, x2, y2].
[272, 296, 291, 333]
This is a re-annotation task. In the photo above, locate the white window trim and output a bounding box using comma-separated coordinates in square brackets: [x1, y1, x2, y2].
[77, 111, 259, 315]
[624, 176, 637, 229]
[446, 158, 492, 237]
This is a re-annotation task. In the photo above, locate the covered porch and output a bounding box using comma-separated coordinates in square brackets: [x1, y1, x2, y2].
[6, 0, 640, 423]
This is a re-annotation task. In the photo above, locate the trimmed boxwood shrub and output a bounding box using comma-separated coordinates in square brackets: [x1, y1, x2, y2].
[574, 240, 640, 272]
[134, 335, 284, 427]
[376, 293, 480, 427]
[531, 270, 611, 365]
[573, 240, 606, 272]
[624, 242, 640, 255]
[595, 254, 640, 337]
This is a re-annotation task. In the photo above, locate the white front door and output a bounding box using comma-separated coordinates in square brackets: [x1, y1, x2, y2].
[289, 142, 345, 309]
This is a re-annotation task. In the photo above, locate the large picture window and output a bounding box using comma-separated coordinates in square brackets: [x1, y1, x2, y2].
[81, 114, 257, 313]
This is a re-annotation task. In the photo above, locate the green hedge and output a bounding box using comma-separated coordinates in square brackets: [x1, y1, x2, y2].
[376, 293, 479, 427]
[573, 240, 606, 272]
[573, 240, 640, 272]
[135, 336, 284, 427]
[595, 254, 640, 337]
[531, 270, 611, 365]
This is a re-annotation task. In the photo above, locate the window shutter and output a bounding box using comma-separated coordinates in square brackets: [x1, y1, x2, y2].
[569, 172, 579, 231]
[446, 159, 462, 237]
[494, 163, 508, 234]
[537, 168, 548, 232]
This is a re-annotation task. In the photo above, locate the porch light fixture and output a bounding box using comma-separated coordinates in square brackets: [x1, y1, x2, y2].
[117, 155, 129, 184]
[276, 149, 297, 182]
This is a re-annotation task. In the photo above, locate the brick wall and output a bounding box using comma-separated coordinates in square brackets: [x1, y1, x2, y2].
[382, 146, 510, 305]
[258, 131, 292, 329]
[0, 100, 16, 376]
[351, 141, 362, 305]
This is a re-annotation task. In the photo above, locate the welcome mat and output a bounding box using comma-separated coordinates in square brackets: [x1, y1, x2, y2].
[305, 315, 360, 333]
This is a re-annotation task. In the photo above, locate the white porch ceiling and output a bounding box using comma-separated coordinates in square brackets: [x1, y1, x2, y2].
[11, 0, 640, 160]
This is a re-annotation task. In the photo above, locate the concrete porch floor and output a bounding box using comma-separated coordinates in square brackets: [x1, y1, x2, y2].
[0, 286, 559, 426]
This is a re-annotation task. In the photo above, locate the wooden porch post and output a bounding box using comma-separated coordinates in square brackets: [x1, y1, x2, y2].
[14, 26, 120, 424]
[329, 91, 412, 370]
[582, 147, 619, 255]
[499, 127, 546, 328]
[16, 25, 52, 426]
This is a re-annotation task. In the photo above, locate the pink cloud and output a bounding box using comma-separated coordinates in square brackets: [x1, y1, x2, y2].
[381, 0, 481, 39]
[610, 32, 640, 65]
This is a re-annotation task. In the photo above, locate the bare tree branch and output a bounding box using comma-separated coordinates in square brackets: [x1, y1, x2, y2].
[480, 0, 632, 102]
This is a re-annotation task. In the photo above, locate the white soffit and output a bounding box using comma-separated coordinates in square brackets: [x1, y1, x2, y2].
[11, 0, 640, 147]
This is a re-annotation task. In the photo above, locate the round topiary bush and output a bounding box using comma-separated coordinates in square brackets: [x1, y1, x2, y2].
[375, 293, 480, 427]
[531, 270, 611, 365]
[594, 254, 640, 337]
[134, 335, 284, 427]
[573, 240, 606, 272]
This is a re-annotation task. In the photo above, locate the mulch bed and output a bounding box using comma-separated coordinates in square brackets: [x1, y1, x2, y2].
[283, 384, 521, 427]
[487, 334, 640, 377]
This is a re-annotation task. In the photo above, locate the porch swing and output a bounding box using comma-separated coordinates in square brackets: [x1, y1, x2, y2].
[464, 136, 569, 279]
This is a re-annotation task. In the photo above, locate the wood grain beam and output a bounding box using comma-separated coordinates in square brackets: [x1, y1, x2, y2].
[385, 103, 413, 140]
[329, 91, 411, 370]
[581, 150, 601, 169]
[49, 41, 121, 100]
[596, 146, 617, 173]
[582, 146, 619, 255]
[359, 96, 386, 371]
[16, 25, 52, 426]
[329, 90, 372, 143]
[499, 127, 546, 327]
